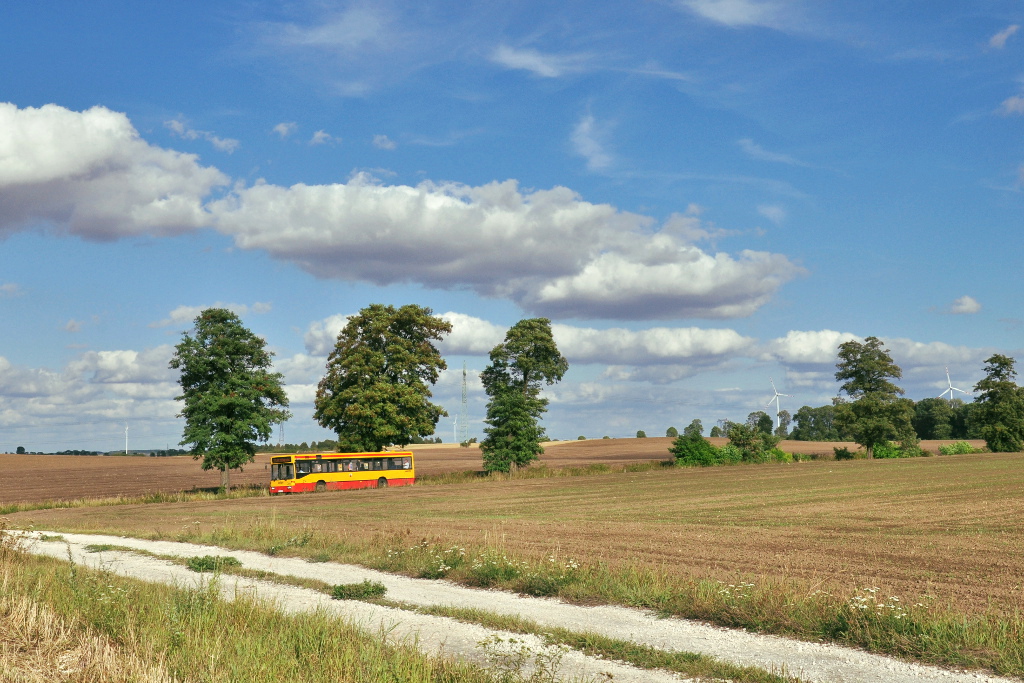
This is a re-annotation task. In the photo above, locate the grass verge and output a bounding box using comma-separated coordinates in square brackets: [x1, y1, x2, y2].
[0, 527, 510, 683]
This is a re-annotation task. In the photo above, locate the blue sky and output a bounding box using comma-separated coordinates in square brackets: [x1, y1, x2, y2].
[1, 1, 1022, 452]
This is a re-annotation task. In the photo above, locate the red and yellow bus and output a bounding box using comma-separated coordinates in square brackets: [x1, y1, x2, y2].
[269, 452, 414, 494]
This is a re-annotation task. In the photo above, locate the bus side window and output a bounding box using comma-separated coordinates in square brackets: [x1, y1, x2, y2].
[403, 457, 411, 469]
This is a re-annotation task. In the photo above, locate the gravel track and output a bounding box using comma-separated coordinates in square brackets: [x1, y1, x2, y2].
[18, 531, 1016, 683]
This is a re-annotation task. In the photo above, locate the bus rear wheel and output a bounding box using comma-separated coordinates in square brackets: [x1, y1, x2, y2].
[376, 477, 388, 489]
[315, 481, 326, 493]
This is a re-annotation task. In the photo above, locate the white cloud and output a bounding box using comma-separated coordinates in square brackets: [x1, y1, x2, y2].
[998, 95, 1024, 116]
[947, 295, 982, 315]
[150, 302, 273, 328]
[303, 314, 351, 356]
[553, 324, 754, 365]
[490, 45, 591, 78]
[267, 6, 392, 52]
[65, 319, 82, 333]
[309, 130, 339, 145]
[273, 122, 298, 138]
[438, 312, 506, 356]
[737, 138, 807, 166]
[678, 0, 790, 29]
[757, 204, 786, 224]
[209, 177, 803, 320]
[571, 114, 613, 171]
[990, 24, 1019, 49]
[0, 103, 227, 240]
[164, 117, 240, 153]
[0, 283, 21, 298]
[373, 134, 396, 150]
[765, 329, 860, 366]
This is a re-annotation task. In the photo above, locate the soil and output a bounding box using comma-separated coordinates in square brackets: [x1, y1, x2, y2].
[19, 531, 1016, 683]
[0, 438, 983, 505]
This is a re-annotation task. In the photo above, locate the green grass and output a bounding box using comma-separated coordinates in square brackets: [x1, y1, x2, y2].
[0, 528, 512, 683]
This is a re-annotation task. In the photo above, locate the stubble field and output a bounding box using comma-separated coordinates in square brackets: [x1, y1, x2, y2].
[2, 439, 1019, 622]
[0, 437, 963, 505]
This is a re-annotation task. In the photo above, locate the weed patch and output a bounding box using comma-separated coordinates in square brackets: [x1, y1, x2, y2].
[330, 580, 387, 601]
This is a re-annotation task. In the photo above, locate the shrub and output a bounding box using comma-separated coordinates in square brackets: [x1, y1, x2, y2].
[577, 435, 586, 440]
[330, 580, 387, 600]
[718, 443, 743, 464]
[669, 433, 721, 467]
[938, 441, 983, 455]
[636, 430, 647, 438]
[833, 446, 856, 460]
[770, 448, 793, 463]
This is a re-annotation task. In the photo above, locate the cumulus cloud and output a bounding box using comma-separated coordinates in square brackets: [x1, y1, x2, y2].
[150, 302, 273, 328]
[303, 314, 350, 356]
[0, 103, 227, 240]
[273, 122, 298, 138]
[490, 45, 591, 78]
[438, 312, 506, 355]
[990, 24, 1019, 49]
[165, 117, 240, 153]
[947, 295, 982, 315]
[553, 324, 754, 366]
[572, 114, 613, 171]
[372, 134, 396, 150]
[209, 176, 803, 320]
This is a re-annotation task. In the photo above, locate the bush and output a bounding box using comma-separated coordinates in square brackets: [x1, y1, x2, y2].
[666, 426, 679, 438]
[938, 441, 983, 455]
[670, 433, 721, 467]
[636, 430, 647, 438]
[718, 443, 743, 464]
[577, 435, 586, 440]
[770, 448, 793, 463]
[330, 580, 387, 600]
[834, 446, 856, 460]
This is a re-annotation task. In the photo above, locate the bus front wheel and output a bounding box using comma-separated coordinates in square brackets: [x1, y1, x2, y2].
[315, 481, 326, 493]
[377, 478, 388, 489]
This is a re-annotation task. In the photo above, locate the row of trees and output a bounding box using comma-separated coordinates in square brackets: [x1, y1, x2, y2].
[683, 338, 1024, 458]
[169, 305, 568, 486]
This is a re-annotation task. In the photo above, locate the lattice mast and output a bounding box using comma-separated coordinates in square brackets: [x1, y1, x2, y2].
[458, 361, 470, 443]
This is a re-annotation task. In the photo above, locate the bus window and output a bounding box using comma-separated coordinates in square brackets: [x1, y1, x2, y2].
[402, 457, 411, 469]
[285, 464, 294, 479]
[374, 459, 383, 470]
[297, 461, 311, 476]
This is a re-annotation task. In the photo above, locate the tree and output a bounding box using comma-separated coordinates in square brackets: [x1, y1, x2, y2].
[15, 446, 25, 454]
[972, 354, 1024, 452]
[709, 425, 722, 437]
[683, 419, 703, 437]
[833, 337, 914, 458]
[747, 411, 773, 435]
[314, 304, 451, 452]
[773, 409, 792, 438]
[666, 426, 679, 438]
[169, 308, 290, 489]
[790, 404, 845, 441]
[480, 318, 568, 472]
[912, 398, 955, 440]
[725, 422, 780, 463]
[636, 430, 647, 438]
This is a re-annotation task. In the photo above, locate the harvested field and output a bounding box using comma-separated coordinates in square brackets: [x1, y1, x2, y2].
[6, 448, 1022, 621]
[0, 438, 980, 505]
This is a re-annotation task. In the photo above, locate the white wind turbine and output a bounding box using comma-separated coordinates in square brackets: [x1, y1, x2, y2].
[766, 378, 790, 430]
[939, 367, 971, 404]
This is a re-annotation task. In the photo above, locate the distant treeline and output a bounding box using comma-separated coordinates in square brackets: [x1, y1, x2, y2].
[258, 435, 444, 454]
[10, 448, 191, 456]
[699, 397, 976, 442]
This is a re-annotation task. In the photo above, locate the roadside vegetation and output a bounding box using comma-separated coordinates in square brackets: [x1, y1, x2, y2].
[0, 527, 510, 683]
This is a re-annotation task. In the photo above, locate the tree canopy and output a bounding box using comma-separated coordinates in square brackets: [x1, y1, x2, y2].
[169, 308, 290, 489]
[972, 354, 1024, 452]
[833, 337, 915, 458]
[314, 304, 451, 452]
[480, 318, 568, 472]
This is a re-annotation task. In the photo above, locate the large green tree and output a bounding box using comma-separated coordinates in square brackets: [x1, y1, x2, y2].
[972, 354, 1024, 452]
[480, 318, 568, 472]
[314, 304, 451, 452]
[169, 308, 290, 489]
[833, 336, 915, 458]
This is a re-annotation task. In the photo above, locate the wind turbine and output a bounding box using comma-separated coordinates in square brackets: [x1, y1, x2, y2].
[939, 367, 971, 404]
[766, 378, 790, 430]
[124, 422, 129, 455]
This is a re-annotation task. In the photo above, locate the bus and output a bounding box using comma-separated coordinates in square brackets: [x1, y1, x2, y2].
[269, 452, 414, 494]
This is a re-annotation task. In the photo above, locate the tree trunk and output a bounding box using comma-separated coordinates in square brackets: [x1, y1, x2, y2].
[866, 445, 874, 459]
[221, 468, 230, 490]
